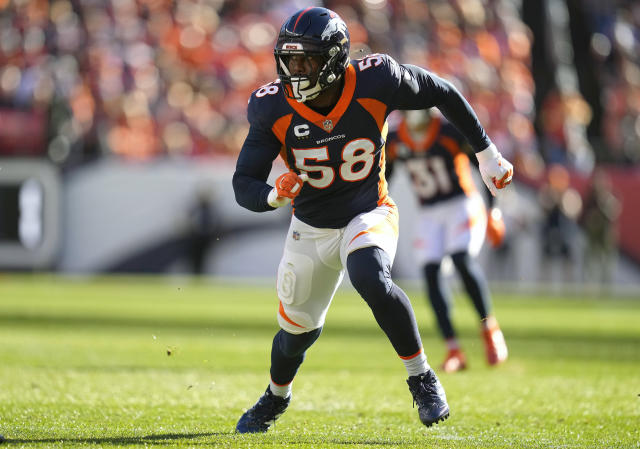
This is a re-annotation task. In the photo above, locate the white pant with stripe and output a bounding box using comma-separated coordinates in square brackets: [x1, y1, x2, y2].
[276, 203, 399, 334]
[413, 192, 487, 265]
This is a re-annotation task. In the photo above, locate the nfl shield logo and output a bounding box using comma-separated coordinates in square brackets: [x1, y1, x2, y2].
[323, 119, 333, 131]
[292, 231, 300, 241]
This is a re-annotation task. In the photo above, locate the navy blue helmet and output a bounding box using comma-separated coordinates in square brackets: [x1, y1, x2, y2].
[274, 7, 350, 102]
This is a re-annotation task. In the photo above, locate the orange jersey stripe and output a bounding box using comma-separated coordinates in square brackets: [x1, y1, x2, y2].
[272, 113, 293, 146]
[356, 98, 387, 132]
[398, 116, 441, 152]
[439, 135, 477, 195]
[273, 114, 293, 169]
[285, 65, 356, 133]
[438, 135, 461, 156]
[377, 121, 390, 206]
[454, 153, 476, 195]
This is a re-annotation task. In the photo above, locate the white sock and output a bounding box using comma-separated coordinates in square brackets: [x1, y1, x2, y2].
[446, 338, 460, 351]
[482, 315, 497, 330]
[401, 348, 430, 377]
[269, 378, 292, 398]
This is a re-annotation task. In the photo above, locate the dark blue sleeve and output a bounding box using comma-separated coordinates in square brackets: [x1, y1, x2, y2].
[232, 96, 282, 212]
[388, 61, 492, 153]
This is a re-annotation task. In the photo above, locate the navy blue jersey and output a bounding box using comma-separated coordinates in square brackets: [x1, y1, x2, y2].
[387, 116, 478, 206]
[233, 53, 492, 228]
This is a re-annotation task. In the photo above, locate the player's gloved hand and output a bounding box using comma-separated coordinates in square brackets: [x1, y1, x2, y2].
[267, 171, 308, 208]
[486, 207, 506, 248]
[476, 144, 513, 196]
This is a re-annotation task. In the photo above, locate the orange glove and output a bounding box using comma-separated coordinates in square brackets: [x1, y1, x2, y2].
[275, 171, 305, 199]
[486, 207, 506, 248]
[267, 171, 308, 208]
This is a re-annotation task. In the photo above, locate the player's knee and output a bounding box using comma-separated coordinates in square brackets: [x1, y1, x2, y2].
[275, 328, 322, 358]
[349, 267, 385, 299]
[451, 251, 472, 274]
[347, 247, 393, 303]
[423, 262, 441, 283]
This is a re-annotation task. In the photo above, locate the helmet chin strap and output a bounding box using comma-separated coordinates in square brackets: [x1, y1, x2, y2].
[291, 77, 322, 102]
[279, 57, 336, 102]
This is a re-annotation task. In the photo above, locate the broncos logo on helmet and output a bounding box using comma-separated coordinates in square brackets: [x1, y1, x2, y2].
[321, 16, 348, 43]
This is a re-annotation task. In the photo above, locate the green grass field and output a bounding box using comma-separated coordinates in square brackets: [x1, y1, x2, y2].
[0, 275, 638, 448]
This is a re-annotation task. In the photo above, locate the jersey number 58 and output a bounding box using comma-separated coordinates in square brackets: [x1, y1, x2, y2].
[292, 139, 376, 189]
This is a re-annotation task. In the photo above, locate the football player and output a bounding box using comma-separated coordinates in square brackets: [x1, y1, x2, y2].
[232, 6, 513, 433]
[386, 109, 509, 373]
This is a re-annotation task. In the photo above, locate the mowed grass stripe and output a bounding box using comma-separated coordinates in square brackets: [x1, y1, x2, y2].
[0, 275, 638, 448]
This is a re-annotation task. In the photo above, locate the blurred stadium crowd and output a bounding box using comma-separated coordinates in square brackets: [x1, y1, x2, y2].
[1, 0, 639, 278]
[1, 0, 638, 171]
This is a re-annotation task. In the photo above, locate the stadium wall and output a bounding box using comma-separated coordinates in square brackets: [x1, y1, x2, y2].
[34, 158, 639, 292]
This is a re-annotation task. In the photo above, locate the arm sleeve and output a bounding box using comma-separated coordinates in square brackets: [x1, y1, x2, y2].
[390, 63, 492, 153]
[448, 124, 495, 207]
[232, 97, 283, 212]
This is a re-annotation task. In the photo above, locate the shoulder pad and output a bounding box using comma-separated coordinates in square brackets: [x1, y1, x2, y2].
[351, 53, 402, 103]
[248, 79, 286, 129]
[353, 53, 399, 74]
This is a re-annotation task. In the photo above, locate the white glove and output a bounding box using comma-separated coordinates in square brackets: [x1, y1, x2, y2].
[476, 144, 513, 196]
[267, 173, 308, 208]
[267, 189, 292, 208]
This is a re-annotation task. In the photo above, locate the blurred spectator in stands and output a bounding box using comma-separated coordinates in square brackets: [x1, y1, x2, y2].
[0, 0, 540, 170]
[186, 185, 219, 275]
[15, 0, 640, 178]
[574, 1, 640, 164]
[539, 89, 595, 173]
[579, 169, 621, 285]
[391, 0, 538, 172]
[538, 164, 583, 283]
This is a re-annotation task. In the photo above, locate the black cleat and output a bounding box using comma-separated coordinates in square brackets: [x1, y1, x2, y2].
[235, 386, 290, 433]
[407, 369, 450, 427]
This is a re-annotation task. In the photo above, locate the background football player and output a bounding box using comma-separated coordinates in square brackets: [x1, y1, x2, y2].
[386, 108, 509, 373]
[232, 6, 513, 433]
